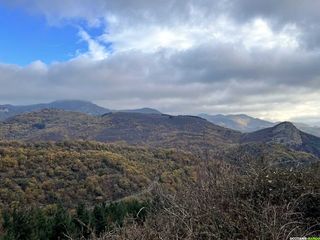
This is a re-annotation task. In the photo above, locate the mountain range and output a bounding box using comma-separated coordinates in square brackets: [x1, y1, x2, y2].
[0, 100, 161, 121]
[0, 108, 320, 159]
[0, 100, 319, 159]
[1, 100, 318, 133]
[0, 109, 240, 154]
[2, 100, 318, 137]
[0, 100, 110, 120]
[200, 113, 320, 137]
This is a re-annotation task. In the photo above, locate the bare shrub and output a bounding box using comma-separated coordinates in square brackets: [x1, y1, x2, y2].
[94, 161, 320, 240]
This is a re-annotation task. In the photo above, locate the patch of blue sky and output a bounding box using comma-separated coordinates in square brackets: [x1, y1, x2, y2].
[0, 4, 110, 65]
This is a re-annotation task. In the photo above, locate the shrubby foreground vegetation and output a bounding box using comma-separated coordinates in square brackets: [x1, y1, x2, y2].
[0, 141, 320, 239]
[90, 161, 320, 240]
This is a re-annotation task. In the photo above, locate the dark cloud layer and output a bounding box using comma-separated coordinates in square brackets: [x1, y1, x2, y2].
[230, 0, 320, 49]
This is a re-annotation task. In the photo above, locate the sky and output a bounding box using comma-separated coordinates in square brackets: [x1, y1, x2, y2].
[0, 0, 319, 124]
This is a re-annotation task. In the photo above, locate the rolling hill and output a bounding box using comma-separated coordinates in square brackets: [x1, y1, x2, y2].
[0, 110, 241, 152]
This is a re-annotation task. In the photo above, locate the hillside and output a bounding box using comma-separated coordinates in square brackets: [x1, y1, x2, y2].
[96, 113, 241, 150]
[241, 122, 320, 157]
[0, 140, 317, 211]
[213, 142, 319, 167]
[2, 110, 320, 158]
[0, 109, 105, 142]
[0, 110, 241, 152]
[0, 141, 198, 210]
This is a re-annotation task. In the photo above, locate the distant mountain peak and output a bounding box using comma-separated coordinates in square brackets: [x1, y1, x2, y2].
[52, 99, 90, 103]
[0, 100, 111, 121]
[273, 121, 298, 131]
[115, 107, 162, 115]
[274, 121, 296, 128]
[271, 122, 302, 145]
[241, 121, 303, 146]
[240, 120, 320, 157]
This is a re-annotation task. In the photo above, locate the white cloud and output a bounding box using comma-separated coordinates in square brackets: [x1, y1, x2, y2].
[99, 15, 299, 55]
[77, 29, 109, 60]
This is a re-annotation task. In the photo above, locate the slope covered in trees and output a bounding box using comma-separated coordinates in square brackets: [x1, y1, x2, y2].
[241, 122, 320, 157]
[0, 141, 318, 212]
[0, 141, 198, 211]
[0, 110, 241, 153]
[2, 110, 320, 158]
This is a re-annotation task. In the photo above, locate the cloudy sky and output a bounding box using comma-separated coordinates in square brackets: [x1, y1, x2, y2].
[0, 0, 320, 123]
